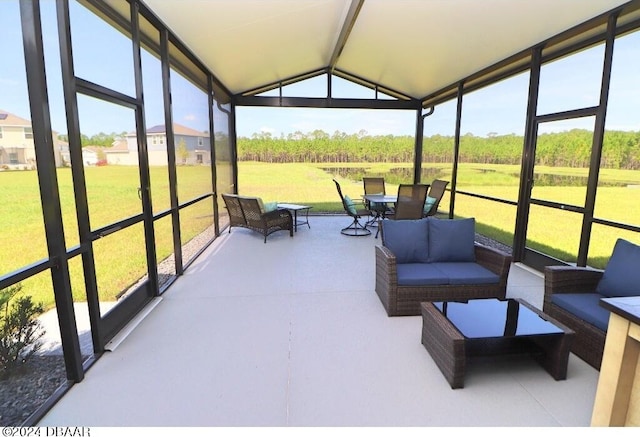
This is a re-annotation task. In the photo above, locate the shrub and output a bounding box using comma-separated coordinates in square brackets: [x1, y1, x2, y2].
[0, 283, 46, 379]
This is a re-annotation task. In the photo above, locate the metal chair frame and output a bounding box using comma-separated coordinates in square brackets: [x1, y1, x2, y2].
[424, 179, 449, 217]
[333, 179, 371, 236]
[363, 177, 389, 226]
[374, 184, 429, 238]
[392, 184, 430, 220]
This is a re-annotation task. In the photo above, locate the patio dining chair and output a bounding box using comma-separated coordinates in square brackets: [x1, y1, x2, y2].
[424, 179, 449, 217]
[363, 177, 390, 226]
[376, 183, 429, 238]
[333, 179, 371, 236]
[391, 184, 429, 220]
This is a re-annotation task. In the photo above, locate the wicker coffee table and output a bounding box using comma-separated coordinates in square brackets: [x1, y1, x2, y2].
[421, 298, 574, 389]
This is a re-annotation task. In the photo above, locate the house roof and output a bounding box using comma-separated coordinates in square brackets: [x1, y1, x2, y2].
[146, 123, 208, 137]
[105, 138, 129, 153]
[0, 110, 31, 127]
[82, 146, 102, 152]
[131, 0, 638, 105]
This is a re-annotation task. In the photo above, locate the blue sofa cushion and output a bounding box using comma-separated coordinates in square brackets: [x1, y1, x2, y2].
[596, 238, 640, 298]
[428, 217, 476, 262]
[430, 262, 500, 285]
[551, 293, 610, 332]
[382, 219, 430, 263]
[396, 263, 449, 286]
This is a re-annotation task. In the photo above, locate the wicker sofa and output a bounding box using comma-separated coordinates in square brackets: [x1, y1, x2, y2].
[543, 238, 640, 369]
[375, 217, 512, 316]
[222, 193, 293, 243]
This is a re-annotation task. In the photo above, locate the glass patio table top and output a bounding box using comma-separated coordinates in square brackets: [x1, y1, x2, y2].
[432, 298, 565, 339]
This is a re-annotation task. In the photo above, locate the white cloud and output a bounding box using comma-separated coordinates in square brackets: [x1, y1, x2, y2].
[259, 126, 275, 134]
[0, 77, 22, 86]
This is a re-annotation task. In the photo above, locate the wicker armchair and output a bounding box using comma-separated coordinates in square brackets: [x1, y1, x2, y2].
[544, 238, 640, 370]
[543, 266, 607, 369]
[222, 193, 293, 243]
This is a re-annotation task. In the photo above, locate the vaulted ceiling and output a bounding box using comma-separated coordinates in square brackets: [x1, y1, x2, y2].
[138, 0, 635, 102]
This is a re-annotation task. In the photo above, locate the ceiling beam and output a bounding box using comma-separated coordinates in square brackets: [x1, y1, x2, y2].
[239, 69, 327, 97]
[332, 68, 414, 101]
[329, 0, 365, 72]
[234, 95, 420, 110]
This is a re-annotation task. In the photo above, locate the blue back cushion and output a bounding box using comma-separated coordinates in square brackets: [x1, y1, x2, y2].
[382, 219, 429, 263]
[596, 238, 640, 297]
[428, 217, 476, 262]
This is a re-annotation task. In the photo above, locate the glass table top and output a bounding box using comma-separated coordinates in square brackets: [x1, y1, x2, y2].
[433, 299, 564, 339]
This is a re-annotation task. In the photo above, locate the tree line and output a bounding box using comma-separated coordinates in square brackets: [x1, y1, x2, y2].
[58, 132, 127, 148]
[59, 128, 640, 170]
[237, 129, 640, 169]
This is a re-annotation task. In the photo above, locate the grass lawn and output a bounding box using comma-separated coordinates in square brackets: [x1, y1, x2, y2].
[2, 161, 638, 309]
[238, 161, 640, 268]
[1, 165, 214, 310]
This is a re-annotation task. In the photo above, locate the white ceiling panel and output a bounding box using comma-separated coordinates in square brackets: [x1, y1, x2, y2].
[142, 0, 632, 99]
[338, 0, 629, 99]
[144, 0, 350, 93]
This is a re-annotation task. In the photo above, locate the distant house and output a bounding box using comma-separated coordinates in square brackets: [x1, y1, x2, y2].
[0, 110, 36, 169]
[81, 146, 104, 165]
[55, 142, 111, 167]
[57, 141, 70, 166]
[104, 138, 137, 165]
[0, 109, 66, 169]
[106, 123, 210, 166]
[0, 110, 210, 169]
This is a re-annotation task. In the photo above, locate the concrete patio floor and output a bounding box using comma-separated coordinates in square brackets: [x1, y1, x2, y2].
[38, 215, 600, 427]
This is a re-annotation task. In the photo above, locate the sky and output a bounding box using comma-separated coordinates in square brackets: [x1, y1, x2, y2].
[1, 1, 639, 140]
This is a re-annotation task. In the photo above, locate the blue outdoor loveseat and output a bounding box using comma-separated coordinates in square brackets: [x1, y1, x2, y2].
[375, 217, 512, 316]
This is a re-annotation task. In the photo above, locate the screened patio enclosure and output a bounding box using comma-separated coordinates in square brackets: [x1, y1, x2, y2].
[1, 0, 640, 426]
